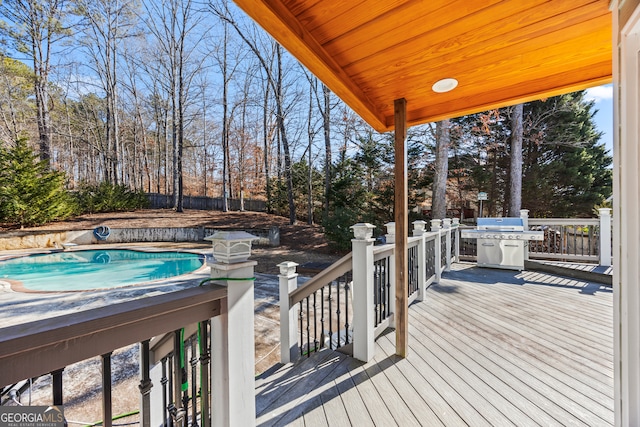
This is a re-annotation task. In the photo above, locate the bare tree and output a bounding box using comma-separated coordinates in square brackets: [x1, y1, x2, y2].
[0, 0, 70, 166]
[144, 0, 206, 212]
[321, 84, 332, 221]
[121, 43, 152, 192]
[306, 75, 316, 224]
[303, 67, 334, 222]
[74, 0, 139, 184]
[211, 1, 297, 224]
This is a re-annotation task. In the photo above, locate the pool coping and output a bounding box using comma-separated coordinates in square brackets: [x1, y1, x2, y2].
[1, 245, 211, 294]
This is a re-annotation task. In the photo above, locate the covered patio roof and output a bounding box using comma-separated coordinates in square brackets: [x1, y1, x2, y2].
[233, 0, 612, 132]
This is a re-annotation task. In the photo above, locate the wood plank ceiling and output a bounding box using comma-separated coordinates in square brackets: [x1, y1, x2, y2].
[233, 0, 612, 132]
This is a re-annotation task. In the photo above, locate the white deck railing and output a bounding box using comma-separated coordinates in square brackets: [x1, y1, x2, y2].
[0, 256, 259, 427]
[522, 208, 612, 266]
[279, 219, 460, 364]
[459, 209, 613, 266]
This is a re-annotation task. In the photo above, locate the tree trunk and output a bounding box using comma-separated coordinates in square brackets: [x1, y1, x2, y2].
[509, 104, 523, 216]
[34, 81, 51, 166]
[276, 45, 296, 225]
[221, 23, 229, 212]
[263, 78, 272, 213]
[322, 84, 331, 222]
[176, 47, 185, 213]
[432, 119, 450, 219]
[307, 78, 314, 225]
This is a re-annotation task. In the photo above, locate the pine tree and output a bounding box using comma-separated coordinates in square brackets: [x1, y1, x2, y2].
[0, 139, 76, 226]
[521, 92, 612, 217]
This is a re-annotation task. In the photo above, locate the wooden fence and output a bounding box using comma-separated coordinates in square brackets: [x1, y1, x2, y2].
[147, 193, 267, 212]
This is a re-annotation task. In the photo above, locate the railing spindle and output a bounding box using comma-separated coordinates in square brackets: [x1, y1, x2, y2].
[344, 275, 350, 345]
[167, 354, 174, 427]
[320, 288, 325, 350]
[299, 301, 304, 356]
[328, 284, 333, 350]
[190, 336, 198, 427]
[336, 279, 341, 347]
[199, 320, 210, 427]
[306, 297, 311, 356]
[313, 291, 318, 352]
[161, 358, 169, 427]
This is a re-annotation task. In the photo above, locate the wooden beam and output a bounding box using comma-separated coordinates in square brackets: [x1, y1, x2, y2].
[394, 98, 408, 357]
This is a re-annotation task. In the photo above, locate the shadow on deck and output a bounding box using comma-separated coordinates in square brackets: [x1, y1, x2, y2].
[256, 264, 613, 426]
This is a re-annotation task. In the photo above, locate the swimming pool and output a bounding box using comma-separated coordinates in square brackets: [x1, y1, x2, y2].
[0, 249, 204, 292]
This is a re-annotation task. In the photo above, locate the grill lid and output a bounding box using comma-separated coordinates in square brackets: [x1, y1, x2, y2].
[477, 217, 524, 228]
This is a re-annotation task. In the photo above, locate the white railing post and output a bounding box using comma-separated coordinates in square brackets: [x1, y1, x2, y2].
[278, 261, 299, 363]
[413, 220, 427, 301]
[520, 209, 530, 260]
[431, 219, 442, 282]
[385, 222, 396, 244]
[350, 223, 376, 363]
[206, 232, 258, 427]
[209, 259, 257, 427]
[443, 219, 452, 272]
[599, 208, 612, 267]
[385, 222, 396, 328]
[452, 218, 460, 262]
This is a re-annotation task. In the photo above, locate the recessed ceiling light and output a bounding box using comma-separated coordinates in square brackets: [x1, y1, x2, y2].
[432, 78, 458, 93]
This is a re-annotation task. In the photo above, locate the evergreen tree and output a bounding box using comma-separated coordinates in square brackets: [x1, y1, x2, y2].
[446, 92, 611, 218]
[0, 139, 76, 226]
[323, 134, 394, 250]
[521, 92, 612, 217]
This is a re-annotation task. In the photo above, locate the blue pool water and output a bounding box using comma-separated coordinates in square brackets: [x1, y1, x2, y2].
[0, 249, 204, 291]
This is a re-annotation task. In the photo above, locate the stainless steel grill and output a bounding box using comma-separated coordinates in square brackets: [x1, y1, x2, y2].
[460, 217, 543, 270]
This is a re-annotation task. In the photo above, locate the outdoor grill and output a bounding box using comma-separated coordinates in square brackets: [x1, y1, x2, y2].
[460, 217, 543, 270]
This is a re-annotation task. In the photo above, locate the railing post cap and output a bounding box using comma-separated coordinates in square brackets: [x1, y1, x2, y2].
[350, 223, 376, 240]
[598, 207, 612, 216]
[520, 209, 530, 217]
[430, 219, 442, 230]
[452, 218, 460, 225]
[384, 222, 396, 234]
[443, 218, 452, 228]
[412, 219, 427, 230]
[277, 261, 298, 275]
[205, 231, 258, 264]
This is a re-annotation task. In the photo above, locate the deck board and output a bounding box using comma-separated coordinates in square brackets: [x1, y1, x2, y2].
[333, 368, 375, 426]
[256, 265, 614, 426]
[343, 358, 398, 427]
[432, 289, 614, 404]
[375, 335, 467, 426]
[443, 285, 614, 373]
[410, 305, 579, 426]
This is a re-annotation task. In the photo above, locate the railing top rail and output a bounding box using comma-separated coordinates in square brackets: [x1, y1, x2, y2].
[290, 252, 353, 306]
[528, 218, 600, 226]
[408, 236, 421, 247]
[0, 285, 227, 387]
[425, 231, 440, 240]
[373, 244, 394, 262]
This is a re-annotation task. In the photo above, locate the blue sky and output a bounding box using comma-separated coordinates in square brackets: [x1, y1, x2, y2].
[585, 84, 614, 155]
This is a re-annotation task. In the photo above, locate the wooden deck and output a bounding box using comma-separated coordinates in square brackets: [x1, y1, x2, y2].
[255, 264, 613, 426]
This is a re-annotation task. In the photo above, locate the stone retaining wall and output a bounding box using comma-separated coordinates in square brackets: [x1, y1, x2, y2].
[0, 226, 279, 250]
